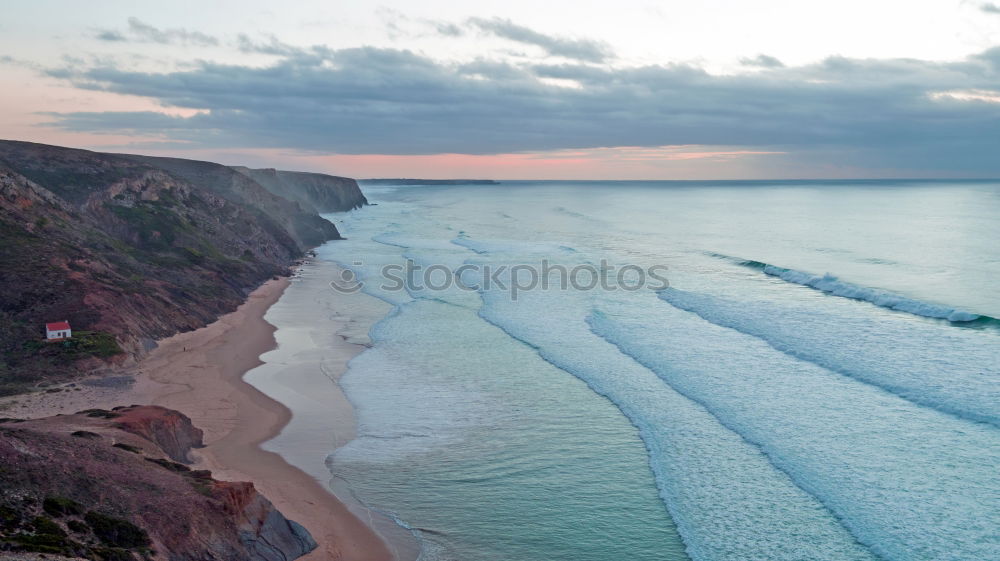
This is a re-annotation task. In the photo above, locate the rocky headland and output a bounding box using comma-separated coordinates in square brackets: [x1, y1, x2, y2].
[233, 167, 368, 213]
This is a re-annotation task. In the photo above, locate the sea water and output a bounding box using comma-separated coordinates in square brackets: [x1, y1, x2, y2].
[314, 180, 999, 561]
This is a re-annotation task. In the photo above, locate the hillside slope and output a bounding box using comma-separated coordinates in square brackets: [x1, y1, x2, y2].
[116, 155, 341, 247]
[0, 141, 350, 394]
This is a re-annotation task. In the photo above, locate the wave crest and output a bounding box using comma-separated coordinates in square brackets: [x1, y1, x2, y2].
[705, 252, 985, 323]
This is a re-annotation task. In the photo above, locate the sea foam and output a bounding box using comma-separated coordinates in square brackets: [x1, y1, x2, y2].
[659, 288, 1000, 427]
[473, 263, 877, 561]
[590, 298, 1000, 561]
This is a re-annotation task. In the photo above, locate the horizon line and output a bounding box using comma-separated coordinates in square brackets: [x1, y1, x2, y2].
[359, 177, 1000, 182]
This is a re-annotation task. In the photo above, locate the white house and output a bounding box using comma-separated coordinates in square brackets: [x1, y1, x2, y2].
[45, 321, 72, 341]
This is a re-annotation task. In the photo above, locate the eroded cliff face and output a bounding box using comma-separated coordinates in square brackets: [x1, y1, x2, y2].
[0, 406, 316, 561]
[111, 406, 205, 463]
[0, 141, 355, 394]
[234, 167, 368, 213]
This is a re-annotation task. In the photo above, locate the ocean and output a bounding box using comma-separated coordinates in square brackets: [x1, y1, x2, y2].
[304, 180, 996, 561]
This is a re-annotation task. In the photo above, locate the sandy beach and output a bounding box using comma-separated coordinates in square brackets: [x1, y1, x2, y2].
[0, 265, 401, 561]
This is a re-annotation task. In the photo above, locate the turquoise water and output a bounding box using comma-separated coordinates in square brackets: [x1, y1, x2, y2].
[318, 180, 1000, 561]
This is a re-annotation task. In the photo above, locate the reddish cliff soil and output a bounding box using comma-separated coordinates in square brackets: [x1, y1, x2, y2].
[0, 405, 316, 561]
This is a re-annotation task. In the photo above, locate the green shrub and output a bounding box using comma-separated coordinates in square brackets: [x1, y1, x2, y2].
[112, 442, 143, 454]
[78, 408, 121, 419]
[108, 203, 183, 251]
[30, 515, 66, 537]
[23, 332, 124, 365]
[70, 332, 124, 358]
[9, 531, 76, 553]
[0, 504, 21, 530]
[145, 458, 190, 472]
[43, 496, 83, 517]
[180, 247, 204, 264]
[91, 546, 138, 561]
[71, 430, 101, 439]
[83, 512, 150, 549]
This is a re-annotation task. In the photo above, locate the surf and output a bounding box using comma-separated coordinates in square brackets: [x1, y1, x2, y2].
[658, 288, 1000, 427]
[705, 252, 990, 323]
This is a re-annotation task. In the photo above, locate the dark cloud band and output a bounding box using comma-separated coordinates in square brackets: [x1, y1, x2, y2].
[43, 43, 1000, 174]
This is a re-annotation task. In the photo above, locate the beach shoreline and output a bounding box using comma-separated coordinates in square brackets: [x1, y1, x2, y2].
[0, 267, 402, 561]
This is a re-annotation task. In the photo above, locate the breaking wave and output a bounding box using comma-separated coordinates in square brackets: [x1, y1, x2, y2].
[659, 288, 1000, 427]
[706, 252, 989, 323]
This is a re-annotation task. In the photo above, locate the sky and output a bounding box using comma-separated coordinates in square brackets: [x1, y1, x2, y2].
[1, 0, 999, 179]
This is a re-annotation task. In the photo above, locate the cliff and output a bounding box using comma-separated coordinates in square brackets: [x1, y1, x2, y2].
[0, 140, 351, 395]
[0, 406, 316, 560]
[233, 167, 368, 213]
[116, 155, 342, 248]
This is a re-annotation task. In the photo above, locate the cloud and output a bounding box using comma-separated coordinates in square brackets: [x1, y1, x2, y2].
[41, 44, 1000, 174]
[434, 22, 464, 37]
[982, 3, 1000, 14]
[94, 18, 218, 46]
[468, 18, 613, 62]
[236, 34, 301, 56]
[95, 30, 127, 42]
[740, 54, 785, 68]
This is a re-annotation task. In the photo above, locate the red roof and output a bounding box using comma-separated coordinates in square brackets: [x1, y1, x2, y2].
[46, 321, 71, 331]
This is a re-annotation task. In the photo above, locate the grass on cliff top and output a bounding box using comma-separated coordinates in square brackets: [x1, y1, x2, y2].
[22, 331, 124, 360]
[0, 330, 124, 396]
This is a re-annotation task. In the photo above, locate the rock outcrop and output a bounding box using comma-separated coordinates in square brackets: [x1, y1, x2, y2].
[0, 406, 317, 560]
[111, 406, 205, 463]
[234, 167, 368, 213]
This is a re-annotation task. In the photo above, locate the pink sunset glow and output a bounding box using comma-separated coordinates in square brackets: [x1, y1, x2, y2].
[103, 145, 789, 180]
[304, 146, 787, 179]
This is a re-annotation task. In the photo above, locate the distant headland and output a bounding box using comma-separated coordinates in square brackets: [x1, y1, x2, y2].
[360, 178, 500, 185]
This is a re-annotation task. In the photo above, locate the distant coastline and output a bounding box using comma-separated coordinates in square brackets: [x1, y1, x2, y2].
[361, 178, 500, 185]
